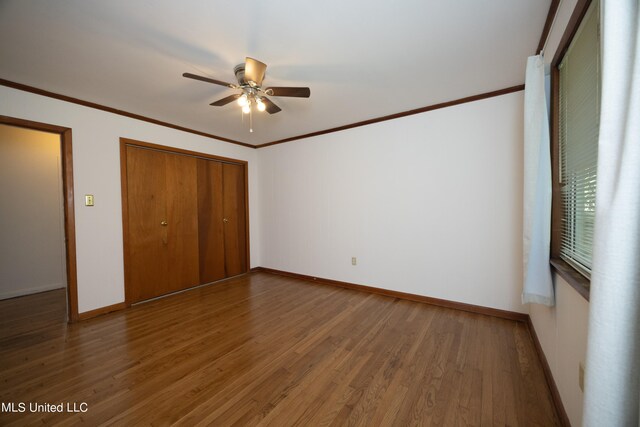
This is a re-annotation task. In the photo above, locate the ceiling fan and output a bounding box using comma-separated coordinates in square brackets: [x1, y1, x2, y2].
[183, 57, 310, 115]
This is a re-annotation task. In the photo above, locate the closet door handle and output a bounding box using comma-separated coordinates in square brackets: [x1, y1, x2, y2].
[160, 221, 168, 226]
[223, 218, 229, 223]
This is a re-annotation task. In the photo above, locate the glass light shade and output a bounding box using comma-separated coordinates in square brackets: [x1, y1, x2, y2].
[256, 99, 266, 112]
[237, 95, 248, 107]
[242, 104, 251, 114]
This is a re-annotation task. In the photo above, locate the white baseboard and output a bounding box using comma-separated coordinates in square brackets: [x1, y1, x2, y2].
[0, 283, 65, 300]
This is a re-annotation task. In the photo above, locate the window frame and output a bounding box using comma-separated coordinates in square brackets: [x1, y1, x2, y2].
[549, 0, 597, 300]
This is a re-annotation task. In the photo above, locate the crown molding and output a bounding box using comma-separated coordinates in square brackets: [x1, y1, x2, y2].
[0, 78, 254, 148]
[1, 78, 524, 150]
[256, 84, 525, 148]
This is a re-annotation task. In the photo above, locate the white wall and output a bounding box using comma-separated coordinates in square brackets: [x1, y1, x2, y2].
[0, 125, 66, 299]
[0, 86, 260, 313]
[529, 1, 590, 425]
[530, 277, 589, 426]
[259, 92, 526, 313]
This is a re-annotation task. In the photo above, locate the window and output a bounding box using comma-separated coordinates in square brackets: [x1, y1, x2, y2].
[553, 0, 600, 280]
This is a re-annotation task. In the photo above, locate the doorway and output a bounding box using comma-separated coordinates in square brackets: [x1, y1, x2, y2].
[0, 116, 79, 323]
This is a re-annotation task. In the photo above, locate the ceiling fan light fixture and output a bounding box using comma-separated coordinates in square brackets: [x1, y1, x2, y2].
[256, 98, 266, 112]
[242, 104, 251, 114]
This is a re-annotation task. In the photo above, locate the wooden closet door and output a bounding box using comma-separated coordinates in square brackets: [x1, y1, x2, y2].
[197, 159, 225, 283]
[222, 163, 247, 276]
[126, 146, 200, 303]
[126, 146, 169, 302]
[165, 153, 200, 293]
[124, 140, 248, 302]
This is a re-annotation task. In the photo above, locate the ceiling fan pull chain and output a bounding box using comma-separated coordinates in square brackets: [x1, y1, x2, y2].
[250, 108, 253, 133]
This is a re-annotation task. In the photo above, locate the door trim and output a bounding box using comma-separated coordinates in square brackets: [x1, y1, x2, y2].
[119, 137, 251, 306]
[0, 115, 80, 322]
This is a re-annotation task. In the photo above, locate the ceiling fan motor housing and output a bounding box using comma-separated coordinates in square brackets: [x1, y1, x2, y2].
[234, 64, 247, 86]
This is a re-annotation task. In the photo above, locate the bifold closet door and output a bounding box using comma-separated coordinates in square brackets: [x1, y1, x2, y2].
[126, 146, 199, 303]
[197, 160, 248, 281]
[197, 159, 225, 283]
[126, 147, 167, 302]
[164, 153, 200, 293]
[222, 163, 247, 276]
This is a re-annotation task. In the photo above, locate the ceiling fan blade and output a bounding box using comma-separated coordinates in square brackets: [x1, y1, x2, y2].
[183, 72, 235, 88]
[265, 87, 311, 98]
[244, 57, 267, 86]
[210, 93, 241, 106]
[261, 97, 281, 114]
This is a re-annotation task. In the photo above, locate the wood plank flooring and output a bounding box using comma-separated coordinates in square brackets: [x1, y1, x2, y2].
[0, 272, 560, 426]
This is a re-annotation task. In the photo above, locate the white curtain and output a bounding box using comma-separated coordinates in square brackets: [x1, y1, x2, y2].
[522, 55, 554, 306]
[583, 1, 640, 425]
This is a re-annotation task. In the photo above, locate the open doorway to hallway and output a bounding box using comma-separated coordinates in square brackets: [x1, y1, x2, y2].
[0, 117, 78, 328]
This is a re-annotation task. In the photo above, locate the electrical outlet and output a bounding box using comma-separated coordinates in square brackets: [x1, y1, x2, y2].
[85, 194, 94, 206]
[579, 363, 585, 392]
[351, 257, 357, 266]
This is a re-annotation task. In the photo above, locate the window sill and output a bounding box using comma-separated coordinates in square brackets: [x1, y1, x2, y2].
[550, 258, 590, 302]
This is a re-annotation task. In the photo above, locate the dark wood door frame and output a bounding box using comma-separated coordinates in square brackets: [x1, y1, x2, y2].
[119, 137, 250, 306]
[0, 115, 80, 322]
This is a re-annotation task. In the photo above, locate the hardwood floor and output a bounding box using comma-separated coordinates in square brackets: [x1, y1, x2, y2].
[0, 272, 560, 426]
[0, 288, 67, 340]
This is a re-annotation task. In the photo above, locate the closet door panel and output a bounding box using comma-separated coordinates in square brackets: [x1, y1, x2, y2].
[123, 140, 249, 303]
[126, 146, 168, 302]
[197, 159, 226, 283]
[222, 163, 247, 276]
[165, 153, 200, 292]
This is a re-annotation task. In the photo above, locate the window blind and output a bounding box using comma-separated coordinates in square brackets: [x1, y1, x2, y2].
[558, 0, 600, 278]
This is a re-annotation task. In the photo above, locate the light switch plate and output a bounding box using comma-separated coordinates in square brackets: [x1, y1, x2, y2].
[85, 194, 94, 206]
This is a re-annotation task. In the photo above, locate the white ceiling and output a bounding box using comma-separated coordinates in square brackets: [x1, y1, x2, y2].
[0, 0, 549, 145]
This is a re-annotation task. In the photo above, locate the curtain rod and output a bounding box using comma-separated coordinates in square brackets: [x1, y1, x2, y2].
[540, 0, 564, 57]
